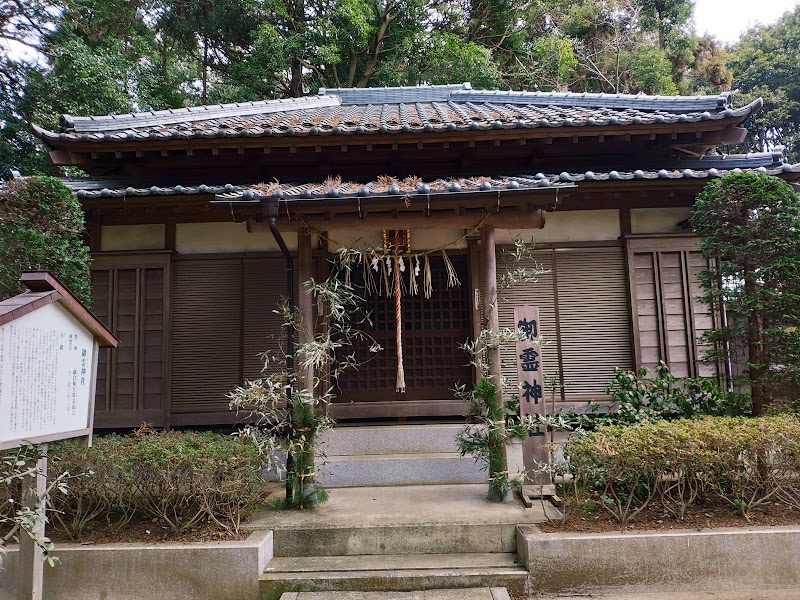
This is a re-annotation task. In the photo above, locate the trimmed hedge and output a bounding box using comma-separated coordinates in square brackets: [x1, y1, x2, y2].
[48, 431, 267, 539]
[565, 416, 800, 524]
[0, 176, 91, 303]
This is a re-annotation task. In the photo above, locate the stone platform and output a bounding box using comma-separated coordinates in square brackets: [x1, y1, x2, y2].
[248, 484, 551, 531]
[249, 485, 552, 600]
[279, 588, 511, 599]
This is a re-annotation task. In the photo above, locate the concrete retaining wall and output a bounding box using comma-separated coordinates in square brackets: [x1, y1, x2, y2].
[518, 525, 800, 595]
[0, 530, 272, 600]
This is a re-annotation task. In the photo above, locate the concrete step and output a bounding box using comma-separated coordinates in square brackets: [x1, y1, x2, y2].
[318, 453, 486, 488]
[246, 485, 548, 557]
[318, 425, 473, 456]
[272, 522, 518, 557]
[265, 553, 520, 572]
[279, 588, 511, 600]
[260, 553, 527, 600]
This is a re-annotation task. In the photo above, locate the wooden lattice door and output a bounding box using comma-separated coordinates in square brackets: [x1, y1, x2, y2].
[332, 255, 473, 419]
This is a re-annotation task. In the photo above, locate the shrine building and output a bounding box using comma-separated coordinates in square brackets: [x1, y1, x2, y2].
[33, 83, 800, 429]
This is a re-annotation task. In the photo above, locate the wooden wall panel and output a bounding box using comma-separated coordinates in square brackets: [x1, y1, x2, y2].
[90, 253, 170, 427]
[90, 270, 111, 413]
[627, 236, 717, 379]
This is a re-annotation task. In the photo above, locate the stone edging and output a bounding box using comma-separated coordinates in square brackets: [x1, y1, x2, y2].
[517, 525, 800, 595]
[0, 530, 273, 600]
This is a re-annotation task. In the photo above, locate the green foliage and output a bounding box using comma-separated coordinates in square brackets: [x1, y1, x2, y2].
[230, 254, 379, 509]
[455, 377, 523, 502]
[0, 176, 91, 303]
[49, 431, 265, 537]
[27, 39, 135, 130]
[630, 46, 678, 95]
[565, 415, 800, 523]
[691, 172, 800, 413]
[0, 0, 776, 171]
[420, 33, 501, 89]
[533, 363, 746, 434]
[1, 444, 68, 565]
[727, 6, 800, 161]
[604, 363, 745, 422]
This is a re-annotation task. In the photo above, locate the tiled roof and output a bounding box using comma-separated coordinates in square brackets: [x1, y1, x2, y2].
[34, 84, 760, 144]
[62, 157, 800, 201]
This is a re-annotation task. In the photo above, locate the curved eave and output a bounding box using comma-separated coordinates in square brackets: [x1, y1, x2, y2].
[33, 99, 763, 150]
[69, 162, 800, 203]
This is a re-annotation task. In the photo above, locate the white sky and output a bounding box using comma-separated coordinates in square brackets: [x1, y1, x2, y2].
[694, 0, 800, 44]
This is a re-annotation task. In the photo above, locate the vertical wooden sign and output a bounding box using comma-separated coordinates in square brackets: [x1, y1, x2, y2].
[513, 306, 549, 484]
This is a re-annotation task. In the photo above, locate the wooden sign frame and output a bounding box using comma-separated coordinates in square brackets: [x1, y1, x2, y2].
[513, 306, 550, 486]
[0, 272, 117, 600]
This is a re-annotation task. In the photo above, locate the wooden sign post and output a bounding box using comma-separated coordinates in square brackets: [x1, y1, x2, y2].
[513, 306, 552, 494]
[0, 272, 117, 600]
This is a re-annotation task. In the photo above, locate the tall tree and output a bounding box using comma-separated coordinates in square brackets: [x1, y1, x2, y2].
[727, 6, 800, 161]
[637, 0, 693, 49]
[0, 176, 91, 303]
[691, 173, 800, 415]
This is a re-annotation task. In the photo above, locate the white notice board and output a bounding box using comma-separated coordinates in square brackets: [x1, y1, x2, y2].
[0, 302, 97, 449]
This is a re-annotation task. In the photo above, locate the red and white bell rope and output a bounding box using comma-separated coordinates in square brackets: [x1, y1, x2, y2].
[393, 230, 406, 393]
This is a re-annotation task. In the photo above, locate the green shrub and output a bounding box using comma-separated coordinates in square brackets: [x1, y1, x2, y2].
[534, 363, 747, 434]
[50, 431, 266, 539]
[0, 176, 91, 303]
[565, 415, 800, 524]
[604, 363, 746, 422]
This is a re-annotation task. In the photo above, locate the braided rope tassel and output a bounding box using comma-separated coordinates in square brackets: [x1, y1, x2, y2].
[393, 231, 406, 393]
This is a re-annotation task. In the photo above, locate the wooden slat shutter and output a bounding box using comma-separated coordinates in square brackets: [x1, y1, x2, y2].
[243, 258, 287, 380]
[90, 254, 170, 427]
[498, 250, 559, 401]
[170, 257, 287, 419]
[555, 247, 633, 399]
[628, 236, 717, 378]
[498, 246, 633, 406]
[171, 259, 242, 414]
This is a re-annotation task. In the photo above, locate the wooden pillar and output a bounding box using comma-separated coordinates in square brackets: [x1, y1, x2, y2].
[18, 445, 47, 600]
[297, 228, 315, 393]
[467, 237, 482, 384]
[480, 224, 501, 382]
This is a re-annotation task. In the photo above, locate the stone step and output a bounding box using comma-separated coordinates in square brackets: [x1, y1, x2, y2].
[272, 522, 518, 557]
[279, 587, 511, 600]
[317, 453, 486, 488]
[261, 553, 527, 600]
[265, 553, 520, 573]
[319, 425, 473, 457]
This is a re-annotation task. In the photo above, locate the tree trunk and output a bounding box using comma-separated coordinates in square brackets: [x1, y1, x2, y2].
[201, 37, 208, 105]
[744, 266, 764, 415]
[289, 58, 303, 97]
[357, 11, 392, 88]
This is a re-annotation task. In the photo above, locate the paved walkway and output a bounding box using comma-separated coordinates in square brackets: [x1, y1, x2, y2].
[248, 485, 551, 529]
[280, 588, 510, 599]
[530, 591, 800, 600]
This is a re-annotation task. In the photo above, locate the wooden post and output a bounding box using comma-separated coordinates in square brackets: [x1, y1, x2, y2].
[18, 444, 47, 600]
[467, 237, 482, 384]
[480, 224, 508, 496]
[297, 228, 315, 393]
[514, 307, 550, 488]
[480, 225, 501, 383]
